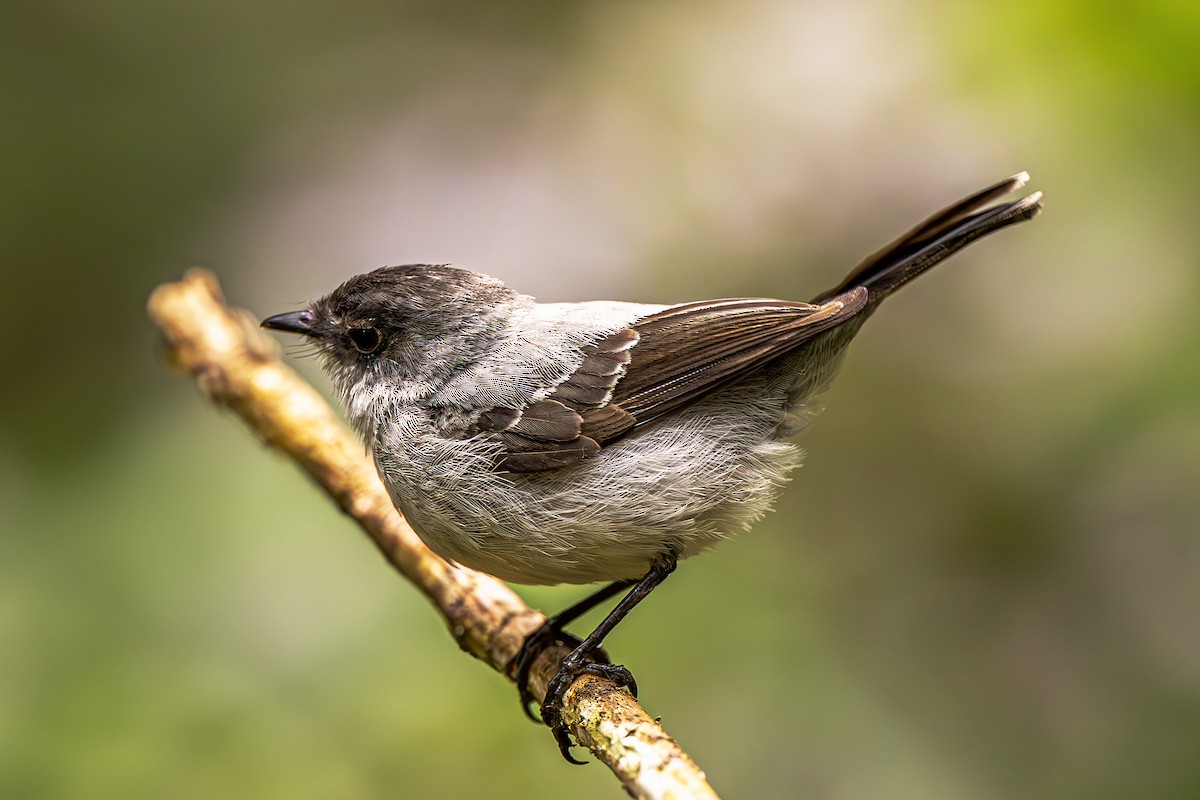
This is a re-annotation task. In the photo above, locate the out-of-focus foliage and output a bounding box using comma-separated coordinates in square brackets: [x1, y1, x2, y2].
[2, 1, 1198, 798]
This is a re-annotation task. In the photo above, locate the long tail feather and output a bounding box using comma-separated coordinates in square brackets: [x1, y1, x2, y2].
[812, 172, 1043, 304]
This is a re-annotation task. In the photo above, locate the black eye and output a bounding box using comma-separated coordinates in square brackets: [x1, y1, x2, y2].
[348, 327, 382, 354]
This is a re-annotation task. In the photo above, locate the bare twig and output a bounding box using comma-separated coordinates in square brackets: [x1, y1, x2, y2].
[147, 269, 718, 800]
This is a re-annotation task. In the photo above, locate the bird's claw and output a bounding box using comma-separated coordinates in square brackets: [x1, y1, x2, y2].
[541, 660, 639, 764]
[514, 623, 638, 763]
[513, 621, 586, 722]
[514, 622, 620, 723]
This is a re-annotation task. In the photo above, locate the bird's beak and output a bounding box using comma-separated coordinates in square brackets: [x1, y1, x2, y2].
[261, 310, 318, 336]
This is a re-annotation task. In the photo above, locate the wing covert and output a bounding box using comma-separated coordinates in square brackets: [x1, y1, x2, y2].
[482, 290, 867, 473]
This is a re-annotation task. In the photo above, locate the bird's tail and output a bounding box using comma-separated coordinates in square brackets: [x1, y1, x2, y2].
[812, 172, 1043, 305]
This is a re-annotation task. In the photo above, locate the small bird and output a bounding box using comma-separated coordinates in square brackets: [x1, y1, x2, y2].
[263, 172, 1042, 760]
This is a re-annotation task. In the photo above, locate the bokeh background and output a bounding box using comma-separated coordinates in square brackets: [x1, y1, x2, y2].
[3, 1, 1198, 797]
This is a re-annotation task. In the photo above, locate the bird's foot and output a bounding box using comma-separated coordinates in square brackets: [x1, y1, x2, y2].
[514, 620, 588, 722]
[541, 654, 638, 764]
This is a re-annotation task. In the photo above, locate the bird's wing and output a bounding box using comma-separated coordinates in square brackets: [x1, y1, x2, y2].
[478, 173, 1042, 473]
[477, 290, 867, 473]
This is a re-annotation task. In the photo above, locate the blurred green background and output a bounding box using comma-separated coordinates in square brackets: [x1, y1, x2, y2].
[3, 1, 1198, 797]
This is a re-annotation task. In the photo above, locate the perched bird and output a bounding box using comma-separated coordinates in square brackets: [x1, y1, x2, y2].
[262, 172, 1042, 760]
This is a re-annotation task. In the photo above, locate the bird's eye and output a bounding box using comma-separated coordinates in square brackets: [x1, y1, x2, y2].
[348, 327, 382, 354]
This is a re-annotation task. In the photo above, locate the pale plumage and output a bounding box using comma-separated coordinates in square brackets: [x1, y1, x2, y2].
[262, 172, 1043, 759]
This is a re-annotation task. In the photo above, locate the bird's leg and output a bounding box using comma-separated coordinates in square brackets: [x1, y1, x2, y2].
[514, 579, 634, 722]
[540, 556, 678, 763]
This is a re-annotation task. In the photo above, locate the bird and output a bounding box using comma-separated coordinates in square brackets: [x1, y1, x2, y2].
[262, 171, 1042, 760]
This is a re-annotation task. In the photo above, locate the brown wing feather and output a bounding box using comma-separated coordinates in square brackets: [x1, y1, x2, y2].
[477, 328, 639, 473]
[547, 328, 639, 409]
[609, 290, 867, 425]
[495, 432, 600, 472]
[482, 291, 867, 473]
[476, 398, 601, 472]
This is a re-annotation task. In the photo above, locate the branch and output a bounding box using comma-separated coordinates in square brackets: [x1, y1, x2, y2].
[147, 269, 718, 800]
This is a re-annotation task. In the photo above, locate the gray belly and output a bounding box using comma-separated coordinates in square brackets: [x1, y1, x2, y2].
[375, 377, 807, 586]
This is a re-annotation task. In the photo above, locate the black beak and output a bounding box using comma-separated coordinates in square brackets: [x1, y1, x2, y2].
[261, 310, 318, 335]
